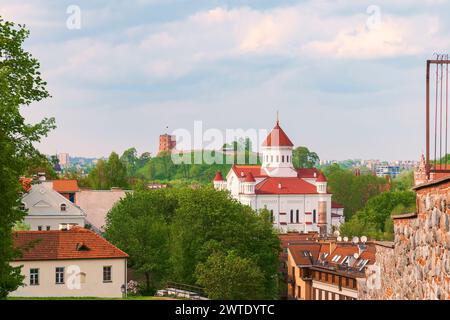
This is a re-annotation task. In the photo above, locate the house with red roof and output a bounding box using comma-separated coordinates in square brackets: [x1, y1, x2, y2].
[9, 226, 128, 298]
[213, 120, 333, 234]
[286, 237, 376, 300]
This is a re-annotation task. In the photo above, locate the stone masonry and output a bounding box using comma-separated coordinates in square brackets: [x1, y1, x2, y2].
[359, 177, 450, 300]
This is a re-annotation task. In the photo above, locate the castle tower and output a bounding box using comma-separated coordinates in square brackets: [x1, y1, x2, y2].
[261, 119, 297, 177]
[159, 134, 176, 154]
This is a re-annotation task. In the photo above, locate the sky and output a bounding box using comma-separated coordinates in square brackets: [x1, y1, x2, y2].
[1, 0, 450, 160]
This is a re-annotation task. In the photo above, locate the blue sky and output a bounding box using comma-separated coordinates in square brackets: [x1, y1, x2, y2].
[1, 0, 450, 160]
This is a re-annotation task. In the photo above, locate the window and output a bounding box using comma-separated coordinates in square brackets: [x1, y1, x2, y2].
[46, 226, 51, 231]
[290, 210, 294, 223]
[282, 155, 285, 162]
[296, 210, 299, 223]
[331, 255, 341, 262]
[313, 210, 317, 223]
[287, 155, 289, 162]
[271, 155, 273, 162]
[103, 266, 112, 282]
[19, 203, 26, 211]
[341, 256, 350, 265]
[30, 268, 39, 285]
[276, 156, 279, 162]
[56, 267, 65, 284]
[270, 210, 274, 222]
[38, 226, 42, 231]
[60, 204, 67, 212]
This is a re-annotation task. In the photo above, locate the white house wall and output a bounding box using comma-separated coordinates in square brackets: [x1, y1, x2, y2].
[10, 258, 127, 298]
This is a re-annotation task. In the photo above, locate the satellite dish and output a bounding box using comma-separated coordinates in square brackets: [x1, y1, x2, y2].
[343, 237, 348, 242]
[352, 236, 360, 244]
[333, 230, 340, 237]
[361, 236, 368, 243]
[337, 236, 342, 242]
[353, 253, 359, 259]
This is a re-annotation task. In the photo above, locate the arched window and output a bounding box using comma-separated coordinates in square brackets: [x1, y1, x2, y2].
[60, 204, 67, 212]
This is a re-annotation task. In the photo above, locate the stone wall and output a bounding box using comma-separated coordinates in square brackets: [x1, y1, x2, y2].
[359, 178, 450, 300]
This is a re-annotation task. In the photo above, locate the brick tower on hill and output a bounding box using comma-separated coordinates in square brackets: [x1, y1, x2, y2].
[159, 134, 176, 154]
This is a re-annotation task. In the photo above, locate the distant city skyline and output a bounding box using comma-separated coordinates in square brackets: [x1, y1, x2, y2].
[2, 0, 450, 160]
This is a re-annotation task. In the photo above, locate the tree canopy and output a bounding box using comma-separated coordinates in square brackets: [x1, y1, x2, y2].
[104, 187, 280, 299]
[0, 17, 55, 298]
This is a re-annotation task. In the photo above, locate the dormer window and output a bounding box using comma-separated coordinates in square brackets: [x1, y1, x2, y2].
[60, 204, 67, 212]
[76, 242, 90, 251]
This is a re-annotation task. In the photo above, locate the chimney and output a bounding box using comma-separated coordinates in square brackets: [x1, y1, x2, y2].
[38, 172, 46, 181]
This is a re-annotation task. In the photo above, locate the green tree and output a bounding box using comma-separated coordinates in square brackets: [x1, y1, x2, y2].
[87, 152, 128, 189]
[196, 251, 266, 300]
[170, 187, 280, 299]
[339, 191, 416, 240]
[0, 17, 55, 298]
[292, 146, 319, 168]
[107, 152, 127, 188]
[392, 170, 414, 191]
[324, 164, 388, 219]
[104, 191, 177, 294]
[120, 147, 138, 176]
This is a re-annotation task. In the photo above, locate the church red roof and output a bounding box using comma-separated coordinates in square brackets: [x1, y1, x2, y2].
[232, 165, 266, 178]
[255, 177, 319, 195]
[262, 122, 294, 147]
[316, 172, 327, 182]
[244, 172, 256, 182]
[213, 171, 224, 181]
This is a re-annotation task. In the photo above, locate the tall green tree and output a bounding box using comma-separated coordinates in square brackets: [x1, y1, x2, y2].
[292, 146, 319, 168]
[0, 17, 55, 298]
[324, 164, 388, 219]
[170, 187, 280, 299]
[196, 251, 266, 300]
[104, 190, 177, 294]
[87, 152, 128, 189]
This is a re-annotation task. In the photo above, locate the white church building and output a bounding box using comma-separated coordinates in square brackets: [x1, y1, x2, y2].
[213, 120, 332, 235]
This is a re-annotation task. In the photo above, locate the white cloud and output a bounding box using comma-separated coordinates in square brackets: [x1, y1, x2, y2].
[303, 15, 445, 59]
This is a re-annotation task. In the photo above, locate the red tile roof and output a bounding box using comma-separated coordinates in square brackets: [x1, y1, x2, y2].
[288, 243, 327, 266]
[316, 172, 327, 182]
[232, 165, 320, 180]
[19, 177, 33, 193]
[232, 165, 266, 178]
[53, 180, 79, 193]
[13, 227, 128, 261]
[262, 122, 294, 147]
[296, 168, 320, 179]
[213, 171, 224, 181]
[244, 171, 256, 182]
[255, 177, 318, 195]
[331, 201, 344, 209]
[326, 243, 376, 266]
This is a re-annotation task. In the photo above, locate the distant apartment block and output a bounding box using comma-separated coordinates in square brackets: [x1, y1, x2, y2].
[375, 165, 400, 178]
[58, 153, 70, 167]
[159, 134, 176, 154]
